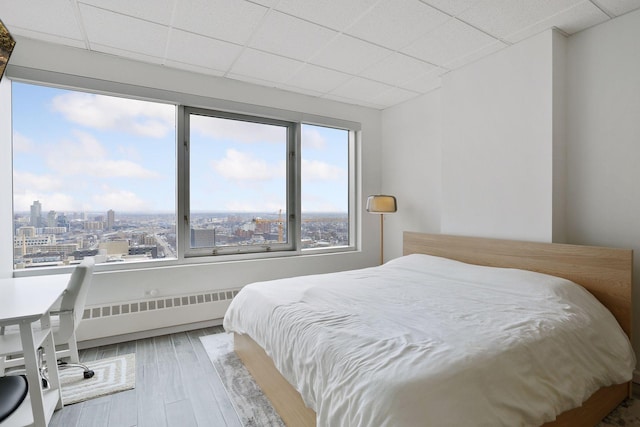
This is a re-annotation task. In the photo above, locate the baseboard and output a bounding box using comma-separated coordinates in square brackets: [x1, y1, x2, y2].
[77, 317, 224, 349]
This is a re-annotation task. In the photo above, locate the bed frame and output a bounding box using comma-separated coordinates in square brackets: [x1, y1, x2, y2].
[234, 232, 633, 427]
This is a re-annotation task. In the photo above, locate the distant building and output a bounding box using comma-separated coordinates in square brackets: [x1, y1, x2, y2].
[30, 200, 42, 227]
[99, 240, 129, 255]
[42, 226, 68, 234]
[84, 220, 104, 230]
[57, 213, 69, 228]
[142, 234, 156, 245]
[70, 249, 100, 260]
[107, 209, 115, 230]
[17, 226, 36, 237]
[128, 245, 157, 258]
[47, 210, 57, 227]
[13, 234, 55, 247]
[13, 242, 78, 261]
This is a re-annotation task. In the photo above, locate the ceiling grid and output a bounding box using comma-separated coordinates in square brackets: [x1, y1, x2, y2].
[1, 0, 639, 108]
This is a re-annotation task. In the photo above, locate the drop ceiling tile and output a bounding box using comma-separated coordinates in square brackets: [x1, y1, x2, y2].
[443, 38, 505, 68]
[329, 77, 395, 102]
[0, 0, 85, 41]
[457, 0, 584, 39]
[399, 72, 444, 93]
[89, 43, 165, 64]
[248, 0, 279, 6]
[79, 0, 175, 25]
[79, 4, 170, 58]
[322, 92, 387, 109]
[172, 0, 268, 45]
[360, 53, 438, 86]
[229, 48, 304, 84]
[504, 1, 609, 42]
[592, 0, 640, 16]
[10, 31, 87, 50]
[419, 0, 483, 16]
[372, 87, 421, 108]
[249, 11, 337, 61]
[277, 84, 325, 98]
[275, 0, 378, 31]
[166, 30, 243, 72]
[402, 18, 501, 66]
[285, 64, 353, 93]
[309, 34, 392, 75]
[345, 0, 451, 50]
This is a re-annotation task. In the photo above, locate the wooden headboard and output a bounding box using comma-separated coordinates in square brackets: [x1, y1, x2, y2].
[403, 232, 633, 339]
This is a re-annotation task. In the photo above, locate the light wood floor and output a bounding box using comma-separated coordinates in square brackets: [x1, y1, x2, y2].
[49, 326, 242, 427]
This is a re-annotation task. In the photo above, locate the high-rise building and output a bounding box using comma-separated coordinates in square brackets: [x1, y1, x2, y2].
[47, 210, 57, 227]
[107, 209, 115, 231]
[30, 200, 42, 227]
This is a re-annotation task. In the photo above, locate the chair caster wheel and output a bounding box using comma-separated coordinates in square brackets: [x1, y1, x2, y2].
[84, 370, 95, 379]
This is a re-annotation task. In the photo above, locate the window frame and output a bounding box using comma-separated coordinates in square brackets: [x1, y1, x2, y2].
[181, 106, 298, 258]
[7, 67, 361, 275]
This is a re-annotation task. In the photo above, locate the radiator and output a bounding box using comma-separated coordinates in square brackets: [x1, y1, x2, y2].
[82, 288, 240, 320]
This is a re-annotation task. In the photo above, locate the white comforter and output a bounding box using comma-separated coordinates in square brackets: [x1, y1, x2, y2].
[223, 254, 635, 427]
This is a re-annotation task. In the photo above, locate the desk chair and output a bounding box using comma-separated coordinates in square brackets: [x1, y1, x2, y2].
[0, 375, 28, 424]
[0, 258, 96, 381]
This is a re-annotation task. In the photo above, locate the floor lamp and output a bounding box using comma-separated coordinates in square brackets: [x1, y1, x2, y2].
[366, 195, 397, 265]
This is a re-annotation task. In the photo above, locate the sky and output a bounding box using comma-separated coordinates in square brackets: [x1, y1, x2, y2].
[12, 82, 349, 215]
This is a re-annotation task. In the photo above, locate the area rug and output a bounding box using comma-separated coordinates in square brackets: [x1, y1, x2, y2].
[599, 398, 640, 426]
[201, 333, 639, 427]
[200, 333, 284, 427]
[58, 353, 136, 405]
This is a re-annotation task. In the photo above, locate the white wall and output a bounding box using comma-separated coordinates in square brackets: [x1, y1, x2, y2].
[441, 30, 562, 242]
[380, 30, 566, 258]
[565, 9, 640, 359]
[381, 11, 640, 368]
[2, 38, 383, 339]
[381, 90, 442, 261]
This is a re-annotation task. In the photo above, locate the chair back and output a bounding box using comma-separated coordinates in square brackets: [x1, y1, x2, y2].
[56, 258, 95, 340]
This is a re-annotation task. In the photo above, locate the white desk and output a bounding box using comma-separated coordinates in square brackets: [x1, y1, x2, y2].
[0, 274, 70, 427]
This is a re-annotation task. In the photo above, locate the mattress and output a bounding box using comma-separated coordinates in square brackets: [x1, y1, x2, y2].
[223, 254, 635, 427]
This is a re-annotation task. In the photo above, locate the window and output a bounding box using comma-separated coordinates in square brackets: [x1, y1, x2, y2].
[182, 110, 354, 257]
[12, 82, 176, 268]
[184, 108, 294, 256]
[300, 124, 351, 250]
[10, 79, 357, 270]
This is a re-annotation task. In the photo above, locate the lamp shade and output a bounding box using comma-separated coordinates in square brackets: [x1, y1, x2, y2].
[366, 195, 397, 213]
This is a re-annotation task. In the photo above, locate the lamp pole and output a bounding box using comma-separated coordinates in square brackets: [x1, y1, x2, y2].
[379, 214, 384, 265]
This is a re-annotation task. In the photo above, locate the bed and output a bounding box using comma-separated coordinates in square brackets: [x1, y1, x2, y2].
[223, 232, 635, 426]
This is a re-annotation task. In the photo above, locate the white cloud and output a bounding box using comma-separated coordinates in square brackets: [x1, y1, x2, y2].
[301, 159, 346, 181]
[301, 127, 326, 149]
[13, 191, 79, 212]
[51, 92, 175, 138]
[45, 130, 160, 179]
[91, 186, 149, 212]
[191, 115, 285, 144]
[12, 132, 35, 153]
[211, 149, 285, 182]
[117, 145, 141, 161]
[13, 171, 64, 193]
